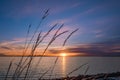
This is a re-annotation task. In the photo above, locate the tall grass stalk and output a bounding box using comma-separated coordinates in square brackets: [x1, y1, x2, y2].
[5, 60, 12, 80]
[34, 24, 66, 69]
[67, 63, 88, 77]
[12, 24, 31, 80]
[23, 31, 43, 80]
[23, 23, 65, 80]
[5, 9, 79, 80]
[48, 29, 79, 79]
[12, 9, 49, 80]
[31, 24, 69, 79]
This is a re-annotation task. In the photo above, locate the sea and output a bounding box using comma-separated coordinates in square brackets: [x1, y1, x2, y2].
[0, 57, 120, 79]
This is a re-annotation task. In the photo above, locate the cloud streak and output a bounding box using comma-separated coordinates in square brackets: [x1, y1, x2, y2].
[49, 38, 120, 56]
[0, 46, 12, 50]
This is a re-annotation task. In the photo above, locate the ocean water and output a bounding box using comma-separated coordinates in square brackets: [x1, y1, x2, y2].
[0, 57, 120, 79]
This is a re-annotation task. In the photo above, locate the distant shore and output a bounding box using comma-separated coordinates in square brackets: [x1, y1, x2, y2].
[0, 55, 120, 57]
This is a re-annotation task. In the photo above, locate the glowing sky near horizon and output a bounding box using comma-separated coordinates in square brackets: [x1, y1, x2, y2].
[0, 0, 120, 56]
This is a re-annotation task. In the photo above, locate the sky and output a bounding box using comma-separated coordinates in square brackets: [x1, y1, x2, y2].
[0, 0, 120, 56]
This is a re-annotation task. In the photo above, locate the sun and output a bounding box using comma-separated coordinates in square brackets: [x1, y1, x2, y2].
[60, 53, 67, 57]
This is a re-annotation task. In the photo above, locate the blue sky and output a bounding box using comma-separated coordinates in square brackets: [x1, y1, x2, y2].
[0, 0, 120, 56]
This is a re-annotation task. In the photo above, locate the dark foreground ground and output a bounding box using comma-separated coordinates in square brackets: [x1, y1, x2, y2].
[53, 72, 120, 80]
[0, 72, 120, 80]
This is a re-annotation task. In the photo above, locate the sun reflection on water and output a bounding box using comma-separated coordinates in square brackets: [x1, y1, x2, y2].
[62, 56, 66, 77]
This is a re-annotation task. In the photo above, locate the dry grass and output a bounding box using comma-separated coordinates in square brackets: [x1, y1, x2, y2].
[3, 9, 80, 80]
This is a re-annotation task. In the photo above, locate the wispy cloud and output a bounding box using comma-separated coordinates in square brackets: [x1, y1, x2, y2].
[40, 25, 78, 46]
[0, 38, 25, 55]
[93, 30, 104, 38]
[0, 25, 78, 55]
[0, 46, 12, 50]
[49, 38, 120, 56]
[51, 1, 83, 14]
